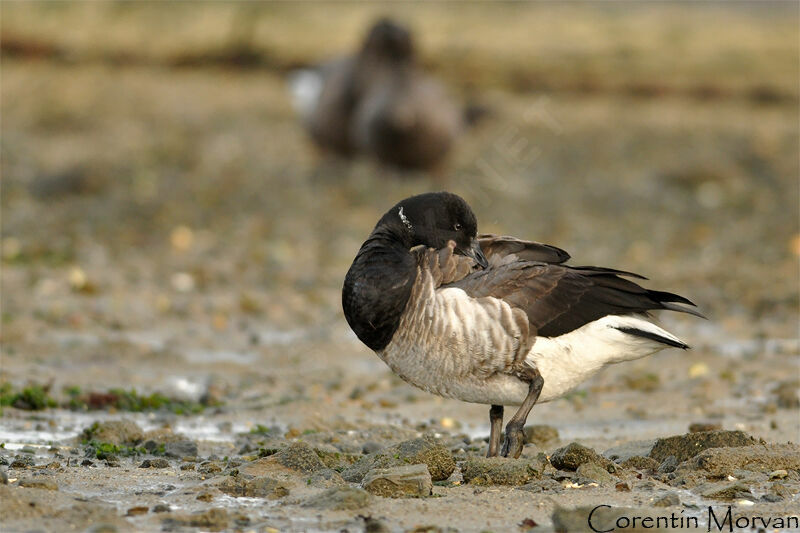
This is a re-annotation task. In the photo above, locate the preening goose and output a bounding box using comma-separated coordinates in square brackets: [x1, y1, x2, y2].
[342, 192, 704, 458]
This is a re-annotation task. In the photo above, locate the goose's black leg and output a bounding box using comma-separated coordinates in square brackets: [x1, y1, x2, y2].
[486, 404, 504, 457]
[501, 367, 544, 458]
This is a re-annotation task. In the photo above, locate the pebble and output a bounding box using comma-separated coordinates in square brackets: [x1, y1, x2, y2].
[216, 476, 289, 499]
[697, 480, 753, 501]
[652, 492, 681, 507]
[162, 508, 229, 531]
[139, 458, 170, 469]
[10, 456, 35, 469]
[648, 430, 755, 463]
[657, 456, 678, 473]
[688, 422, 722, 433]
[302, 486, 371, 510]
[341, 437, 455, 483]
[461, 456, 545, 486]
[18, 477, 58, 490]
[620, 456, 659, 472]
[688, 444, 800, 477]
[275, 442, 326, 473]
[83, 420, 145, 446]
[550, 442, 615, 472]
[576, 463, 613, 484]
[615, 481, 631, 492]
[362, 441, 383, 454]
[362, 464, 432, 498]
[165, 440, 198, 458]
[523, 425, 559, 447]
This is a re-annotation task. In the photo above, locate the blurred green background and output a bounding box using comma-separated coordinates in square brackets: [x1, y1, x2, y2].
[1, 1, 798, 379]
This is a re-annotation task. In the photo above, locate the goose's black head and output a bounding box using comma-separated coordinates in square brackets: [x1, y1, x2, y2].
[361, 18, 414, 63]
[380, 192, 488, 268]
[343, 192, 486, 353]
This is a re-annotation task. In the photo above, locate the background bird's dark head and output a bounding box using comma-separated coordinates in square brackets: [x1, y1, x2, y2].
[361, 18, 414, 63]
[380, 192, 487, 267]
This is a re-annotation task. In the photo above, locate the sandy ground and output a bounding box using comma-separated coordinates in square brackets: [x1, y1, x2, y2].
[1, 3, 799, 532]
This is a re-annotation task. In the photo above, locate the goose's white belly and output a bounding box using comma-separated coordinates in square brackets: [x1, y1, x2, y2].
[378, 280, 683, 406]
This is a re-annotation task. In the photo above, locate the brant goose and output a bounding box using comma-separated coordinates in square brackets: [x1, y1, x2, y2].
[342, 192, 704, 458]
[290, 18, 464, 170]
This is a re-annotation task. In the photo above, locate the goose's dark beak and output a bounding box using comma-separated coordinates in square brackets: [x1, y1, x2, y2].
[466, 239, 489, 269]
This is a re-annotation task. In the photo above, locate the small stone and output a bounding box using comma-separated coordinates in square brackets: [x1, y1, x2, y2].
[620, 456, 659, 472]
[165, 440, 198, 458]
[603, 440, 656, 463]
[523, 425, 559, 447]
[362, 442, 383, 454]
[362, 516, 390, 533]
[615, 481, 631, 492]
[697, 481, 753, 501]
[308, 468, 346, 488]
[17, 477, 58, 490]
[518, 478, 563, 493]
[362, 464, 432, 498]
[10, 456, 35, 469]
[302, 486, 370, 510]
[461, 455, 545, 486]
[82, 420, 145, 446]
[658, 456, 678, 473]
[180, 463, 195, 471]
[314, 448, 360, 470]
[1, 471, 8, 484]
[341, 437, 455, 483]
[126, 506, 149, 516]
[151, 504, 170, 513]
[576, 463, 613, 484]
[198, 461, 222, 475]
[687, 444, 800, 477]
[275, 442, 326, 473]
[196, 492, 215, 502]
[81, 459, 94, 467]
[139, 458, 170, 469]
[689, 422, 722, 433]
[652, 492, 681, 507]
[550, 442, 614, 472]
[216, 476, 289, 499]
[773, 380, 799, 408]
[766, 482, 790, 501]
[20, 446, 36, 455]
[162, 508, 228, 532]
[769, 469, 788, 479]
[648, 430, 755, 463]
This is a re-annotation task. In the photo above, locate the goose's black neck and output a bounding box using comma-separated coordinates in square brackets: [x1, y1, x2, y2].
[342, 223, 418, 352]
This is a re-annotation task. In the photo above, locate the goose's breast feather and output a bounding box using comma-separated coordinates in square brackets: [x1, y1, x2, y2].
[377, 256, 532, 404]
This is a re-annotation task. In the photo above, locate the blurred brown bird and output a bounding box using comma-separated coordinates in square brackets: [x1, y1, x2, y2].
[290, 18, 474, 171]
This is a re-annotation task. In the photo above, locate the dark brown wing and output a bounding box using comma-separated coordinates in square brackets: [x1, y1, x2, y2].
[447, 260, 703, 337]
[478, 234, 570, 265]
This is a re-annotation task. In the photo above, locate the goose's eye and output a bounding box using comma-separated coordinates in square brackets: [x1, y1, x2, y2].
[453, 223, 462, 231]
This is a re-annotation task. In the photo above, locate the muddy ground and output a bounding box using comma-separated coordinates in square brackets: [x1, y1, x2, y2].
[1, 3, 799, 532]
